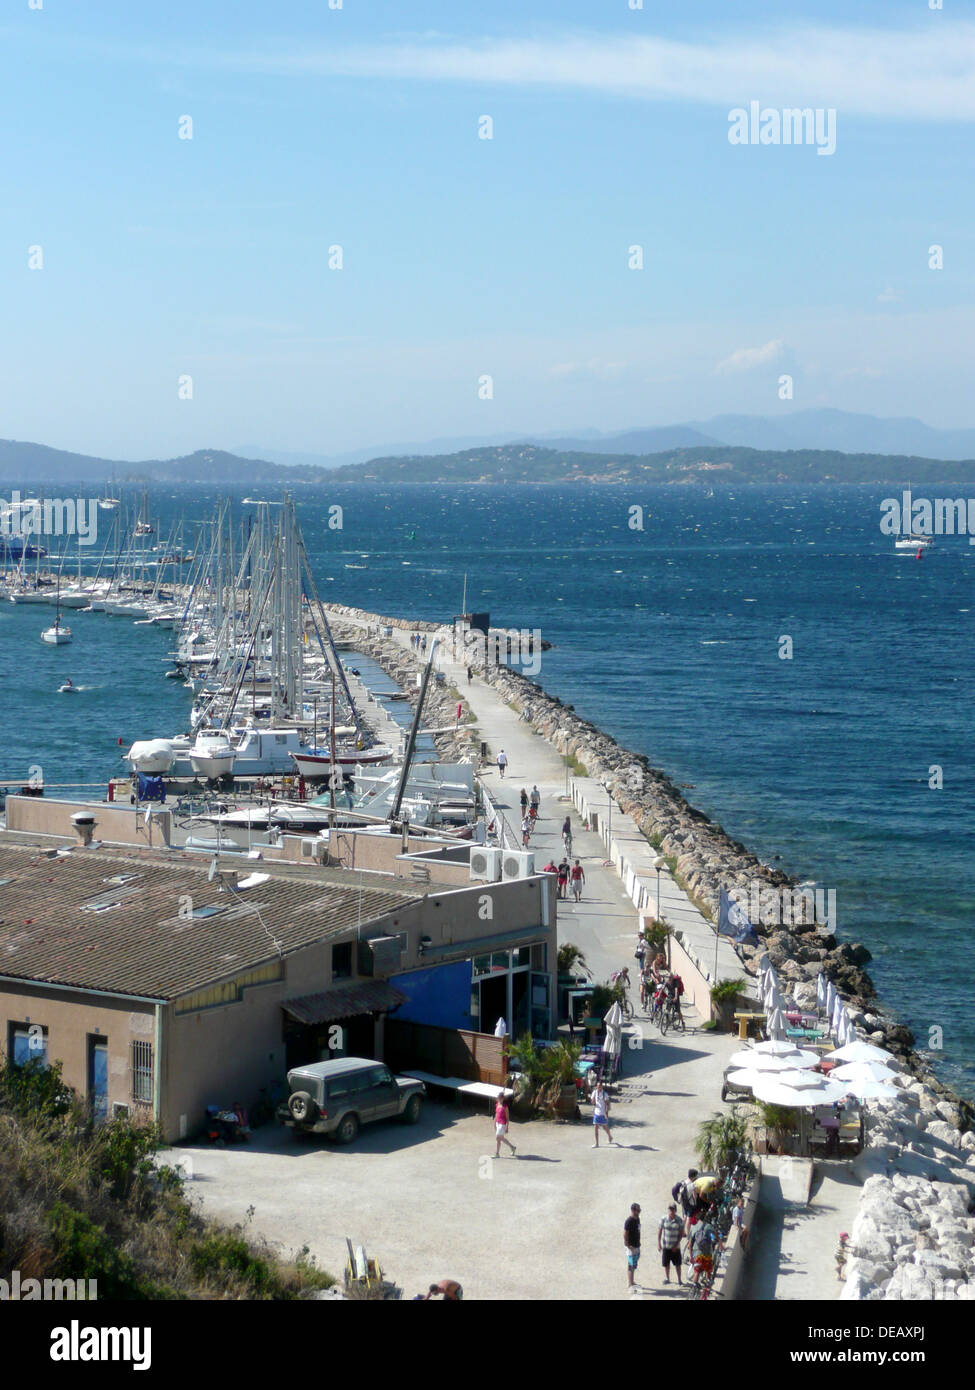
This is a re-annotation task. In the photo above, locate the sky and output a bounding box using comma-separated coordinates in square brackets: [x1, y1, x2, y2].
[1, 0, 973, 459]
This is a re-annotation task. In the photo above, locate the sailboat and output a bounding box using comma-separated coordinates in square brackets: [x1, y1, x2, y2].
[41, 554, 72, 644]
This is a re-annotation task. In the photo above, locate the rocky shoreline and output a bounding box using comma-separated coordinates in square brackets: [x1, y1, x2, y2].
[325, 602, 975, 1299]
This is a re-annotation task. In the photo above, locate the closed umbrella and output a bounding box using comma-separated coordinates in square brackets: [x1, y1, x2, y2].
[765, 1005, 787, 1041]
[602, 1001, 623, 1060]
[816, 973, 827, 1009]
[830, 995, 846, 1037]
[839, 1014, 858, 1048]
[825, 980, 838, 1018]
[829, 1039, 894, 1066]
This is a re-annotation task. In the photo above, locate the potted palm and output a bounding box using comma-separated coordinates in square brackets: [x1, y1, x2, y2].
[694, 1107, 753, 1174]
[710, 977, 746, 1032]
[536, 1039, 583, 1121]
[752, 1100, 798, 1156]
[504, 1033, 543, 1118]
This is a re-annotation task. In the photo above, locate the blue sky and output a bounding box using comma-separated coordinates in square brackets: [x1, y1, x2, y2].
[1, 1, 973, 458]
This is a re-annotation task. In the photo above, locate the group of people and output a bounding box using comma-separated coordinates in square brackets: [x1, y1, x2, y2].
[635, 938, 684, 1020]
[623, 1169, 746, 1291]
[541, 856, 585, 901]
[410, 632, 428, 653]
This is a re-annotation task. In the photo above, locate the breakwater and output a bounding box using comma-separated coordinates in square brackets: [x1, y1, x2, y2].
[325, 600, 975, 1300]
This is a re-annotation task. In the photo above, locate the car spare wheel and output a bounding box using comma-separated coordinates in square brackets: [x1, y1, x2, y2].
[288, 1091, 317, 1123]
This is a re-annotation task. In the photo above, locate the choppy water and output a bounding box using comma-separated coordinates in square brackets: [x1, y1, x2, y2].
[3, 482, 972, 1096]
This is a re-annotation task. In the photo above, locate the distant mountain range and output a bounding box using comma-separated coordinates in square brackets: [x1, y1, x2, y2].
[2, 408, 975, 488]
[235, 410, 975, 469]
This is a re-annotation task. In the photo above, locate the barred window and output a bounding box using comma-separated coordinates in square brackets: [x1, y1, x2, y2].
[132, 1040, 153, 1104]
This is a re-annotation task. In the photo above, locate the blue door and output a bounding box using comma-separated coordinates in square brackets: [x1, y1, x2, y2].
[88, 1036, 108, 1122]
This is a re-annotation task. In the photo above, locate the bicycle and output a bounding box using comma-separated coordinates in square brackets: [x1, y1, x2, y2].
[659, 996, 686, 1036]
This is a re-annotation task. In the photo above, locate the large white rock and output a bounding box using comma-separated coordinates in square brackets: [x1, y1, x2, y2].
[927, 1119, 965, 1150]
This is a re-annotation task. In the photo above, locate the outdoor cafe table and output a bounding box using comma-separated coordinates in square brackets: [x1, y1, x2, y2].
[733, 1011, 766, 1040]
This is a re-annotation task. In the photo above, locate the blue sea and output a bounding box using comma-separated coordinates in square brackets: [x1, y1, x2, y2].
[2, 482, 973, 1096]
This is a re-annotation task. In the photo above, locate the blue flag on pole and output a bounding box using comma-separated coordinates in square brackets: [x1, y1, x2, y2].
[718, 888, 758, 944]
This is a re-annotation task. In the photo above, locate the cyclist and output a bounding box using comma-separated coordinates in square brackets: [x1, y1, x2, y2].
[521, 814, 532, 847]
[663, 971, 685, 1028]
[688, 1218, 722, 1287]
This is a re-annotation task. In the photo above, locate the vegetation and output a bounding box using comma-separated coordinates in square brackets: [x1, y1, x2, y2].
[640, 919, 672, 953]
[710, 977, 746, 1004]
[751, 1100, 800, 1154]
[589, 980, 626, 1016]
[557, 942, 589, 978]
[694, 1108, 752, 1172]
[504, 1035, 582, 1118]
[0, 1057, 334, 1299]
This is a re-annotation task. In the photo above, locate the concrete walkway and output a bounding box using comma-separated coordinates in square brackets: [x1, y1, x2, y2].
[741, 1159, 862, 1301]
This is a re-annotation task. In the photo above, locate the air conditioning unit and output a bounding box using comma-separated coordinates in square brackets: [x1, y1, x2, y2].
[470, 847, 502, 881]
[502, 850, 534, 881]
[301, 836, 327, 862]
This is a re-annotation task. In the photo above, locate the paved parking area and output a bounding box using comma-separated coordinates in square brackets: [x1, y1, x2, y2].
[173, 1017, 741, 1300]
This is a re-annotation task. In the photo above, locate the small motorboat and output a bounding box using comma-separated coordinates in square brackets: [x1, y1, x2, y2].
[58, 680, 78, 693]
[42, 622, 72, 645]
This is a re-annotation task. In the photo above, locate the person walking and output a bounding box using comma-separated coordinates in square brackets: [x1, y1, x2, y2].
[520, 787, 529, 815]
[561, 815, 572, 855]
[591, 1081, 613, 1147]
[658, 1204, 684, 1285]
[570, 859, 585, 902]
[494, 1092, 516, 1158]
[624, 1203, 642, 1290]
[466, 664, 473, 684]
[529, 784, 540, 814]
[557, 857, 570, 899]
[497, 749, 507, 779]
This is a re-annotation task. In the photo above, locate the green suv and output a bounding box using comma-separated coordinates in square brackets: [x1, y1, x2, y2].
[278, 1057, 425, 1144]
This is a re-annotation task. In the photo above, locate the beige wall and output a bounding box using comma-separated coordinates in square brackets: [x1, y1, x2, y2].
[161, 938, 337, 1140]
[5, 796, 172, 848]
[0, 982, 156, 1120]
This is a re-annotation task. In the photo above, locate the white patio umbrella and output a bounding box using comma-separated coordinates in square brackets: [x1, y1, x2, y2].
[765, 1005, 787, 1041]
[728, 1048, 820, 1071]
[839, 1014, 858, 1048]
[825, 979, 838, 1017]
[724, 1068, 766, 1092]
[752, 1069, 848, 1107]
[816, 973, 828, 1009]
[752, 1040, 806, 1056]
[838, 1076, 901, 1103]
[828, 1039, 894, 1066]
[830, 1060, 898, 1085]
[603, 1001, 623, 1059]
[830, 995, 846, 1036]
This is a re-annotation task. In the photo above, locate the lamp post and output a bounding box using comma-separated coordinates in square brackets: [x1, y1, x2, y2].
[654, 856, 667, 965]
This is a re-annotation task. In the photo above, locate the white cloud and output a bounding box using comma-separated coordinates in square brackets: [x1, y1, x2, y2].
[195, 25, 975, 121]
[716, 339, 785, 374]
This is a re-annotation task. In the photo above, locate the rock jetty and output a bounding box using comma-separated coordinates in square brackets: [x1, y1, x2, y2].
[324, 602, 974, 1298]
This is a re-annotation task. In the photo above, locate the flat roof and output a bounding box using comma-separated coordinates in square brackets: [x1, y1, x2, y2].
[0, 841, 421, 1002]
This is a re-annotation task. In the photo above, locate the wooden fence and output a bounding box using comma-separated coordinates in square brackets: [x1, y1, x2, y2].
[386, 1020, 507, 1087]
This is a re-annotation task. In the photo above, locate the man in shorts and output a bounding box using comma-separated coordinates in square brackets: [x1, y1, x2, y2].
[624, 1203, 641, 1290]
[658, 1203, 684, 1285]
